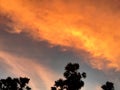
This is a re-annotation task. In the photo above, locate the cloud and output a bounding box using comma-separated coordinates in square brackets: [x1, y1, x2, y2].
[0, 51, 57, 90]
[1, 0, 120, 71]
[95, 86, 101, 90]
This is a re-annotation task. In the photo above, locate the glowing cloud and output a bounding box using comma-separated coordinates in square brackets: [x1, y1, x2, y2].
[1, 0, 120, 70]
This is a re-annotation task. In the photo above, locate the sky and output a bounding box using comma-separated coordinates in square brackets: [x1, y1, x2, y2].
[0, 0, 120, 90]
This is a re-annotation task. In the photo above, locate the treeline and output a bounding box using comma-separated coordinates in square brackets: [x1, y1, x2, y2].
[0, 63, 115, 90]
[51, 63, 115, 90]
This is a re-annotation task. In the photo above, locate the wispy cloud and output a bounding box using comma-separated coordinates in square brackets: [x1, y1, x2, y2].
[0, 51, 57, 90]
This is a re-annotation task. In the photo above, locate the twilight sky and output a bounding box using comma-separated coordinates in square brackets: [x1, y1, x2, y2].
[0, 0, 120, 90]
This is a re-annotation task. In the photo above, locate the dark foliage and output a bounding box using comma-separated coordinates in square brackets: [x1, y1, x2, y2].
[0, 77, 31, 90]
[51, 62, 86, 90]
[101, 81, 114, 90]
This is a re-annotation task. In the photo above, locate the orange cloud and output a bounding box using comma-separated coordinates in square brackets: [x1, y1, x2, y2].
[1, 0, 120, 71]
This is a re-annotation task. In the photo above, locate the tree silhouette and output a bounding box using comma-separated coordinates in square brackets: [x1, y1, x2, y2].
[0, 77, 31, 90]
[101, 81, 114, 90]
[51, 62, 86, 90]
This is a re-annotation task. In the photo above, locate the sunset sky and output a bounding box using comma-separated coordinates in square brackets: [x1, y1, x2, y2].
[0, 0, 120, 90]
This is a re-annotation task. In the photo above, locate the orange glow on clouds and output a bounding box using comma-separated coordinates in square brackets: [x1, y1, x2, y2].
[0, 0, 120, 70]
